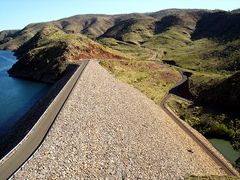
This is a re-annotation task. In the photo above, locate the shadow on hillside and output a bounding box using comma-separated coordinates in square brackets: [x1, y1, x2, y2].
[191, 12, 240, 41]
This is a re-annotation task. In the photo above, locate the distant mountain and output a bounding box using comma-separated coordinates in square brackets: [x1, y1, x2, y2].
[192, 11, 240, 40]
[0, 15, 116, 50]
[0, 30, 19, 49]
[1, 8, 239, 50]
[0, 30, 18, 41]
[0, 9, 215, 50]
[0, 23, 51, 50]
[100, 17, 155, 44]
[232, 9, 240, 14]
[2, 8, 240, 83]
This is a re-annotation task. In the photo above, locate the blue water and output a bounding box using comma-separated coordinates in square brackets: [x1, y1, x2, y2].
[0, 50, 50, 134]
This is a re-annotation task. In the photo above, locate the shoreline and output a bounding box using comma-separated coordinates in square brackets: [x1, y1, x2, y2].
[0, 64, 79, 159]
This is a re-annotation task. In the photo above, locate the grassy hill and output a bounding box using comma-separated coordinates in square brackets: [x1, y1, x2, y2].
[2, 8, 239, 104]
[0, 9, 209, 50]
[0, 15, 116, 50]
[196, 72, 240, 113]
[100, 18, 155, 45]
[0, 30, 19, 45]
[192, 12, 240, 41]
[8, 26, 125, 83]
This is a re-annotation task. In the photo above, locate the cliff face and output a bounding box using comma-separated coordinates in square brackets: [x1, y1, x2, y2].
[8, 27, 124, 83]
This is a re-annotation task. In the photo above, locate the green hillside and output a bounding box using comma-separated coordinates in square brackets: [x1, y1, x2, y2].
[8, 26, 125, 83]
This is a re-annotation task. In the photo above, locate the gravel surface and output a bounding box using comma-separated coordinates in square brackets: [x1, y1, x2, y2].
[12, 61, 226, 179]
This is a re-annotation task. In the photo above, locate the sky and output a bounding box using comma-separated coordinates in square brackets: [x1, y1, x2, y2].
[0, 0, 239, 30]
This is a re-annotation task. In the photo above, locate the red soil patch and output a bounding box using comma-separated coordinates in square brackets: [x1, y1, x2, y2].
[72, 44, 123, 61]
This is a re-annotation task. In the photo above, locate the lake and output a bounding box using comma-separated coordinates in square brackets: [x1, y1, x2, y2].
[0, 50, 50, 134]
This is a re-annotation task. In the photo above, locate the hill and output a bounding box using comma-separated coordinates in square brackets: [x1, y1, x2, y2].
[0, 15, 116, 50]
[0, 30, 19, 49]
[0, 9, 209, 50]
[2, 8, 240, 97]
[2, 8, 240, 93]
[8, 26, 124, 83]
[100, 17, 155, 45]
[196, 72, 240, 113]
[232, 9, 240, 14]
[192, 11, 240, 41]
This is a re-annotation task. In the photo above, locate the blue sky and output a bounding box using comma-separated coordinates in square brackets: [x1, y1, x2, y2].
[0, 0, 239, 30]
